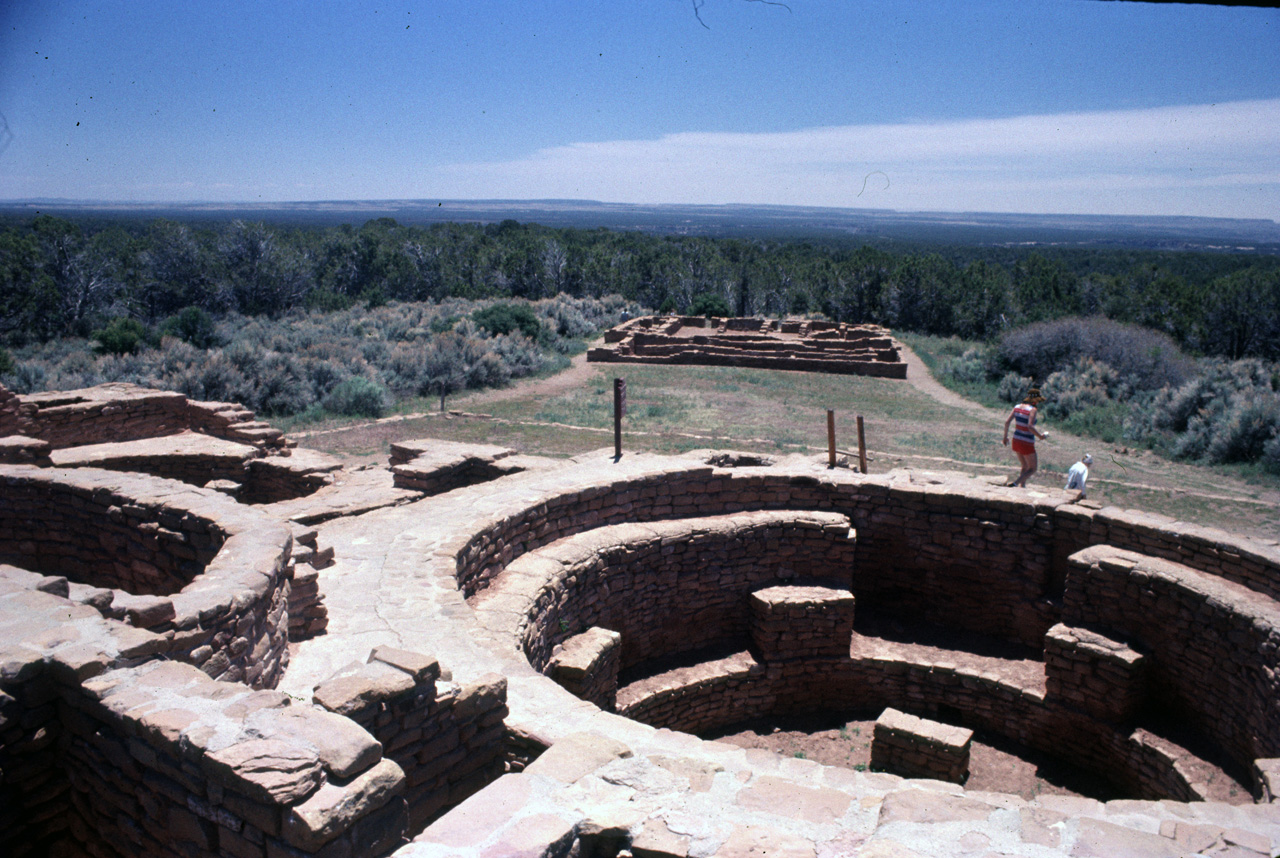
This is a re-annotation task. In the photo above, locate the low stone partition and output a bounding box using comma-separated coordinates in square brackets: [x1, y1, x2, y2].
[242, 448, 344, 504]
[1053, 503, 1280, 605]
[49, 431, 262, 485]
[388, 438, 553, 495]
[0, 465, 296, 688]
[749, 583, 856, 660]
[0, 583, 418, 858]
[615, 650, 767, 735]
[1044, 623, 1147, 723]
[311, 647, 510, 830]
[1, 381, 285, 452]
[546, 627, 622, 710]
[469, 510, 856, 675]
[1063, 544, 1280, 775]
[871, 707, 973, 784]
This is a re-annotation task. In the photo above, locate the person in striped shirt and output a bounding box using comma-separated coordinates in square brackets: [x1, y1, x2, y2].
[1002, 387, 1048, 487]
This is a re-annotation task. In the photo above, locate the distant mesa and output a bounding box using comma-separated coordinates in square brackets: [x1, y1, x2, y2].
[588, 315, 908, 379]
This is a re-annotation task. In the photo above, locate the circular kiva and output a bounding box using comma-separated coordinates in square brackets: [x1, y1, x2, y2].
[459, 458, 1280, 802]
[0, 464, 294, 689]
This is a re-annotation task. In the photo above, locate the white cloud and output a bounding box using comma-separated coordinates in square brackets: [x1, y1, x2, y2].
[430, 100, 1280, 218]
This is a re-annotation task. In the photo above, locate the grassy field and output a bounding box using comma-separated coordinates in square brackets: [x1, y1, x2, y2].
[285, 352, 1280, 543]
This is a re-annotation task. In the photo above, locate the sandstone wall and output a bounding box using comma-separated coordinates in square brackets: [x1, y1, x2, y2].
[1, 578, 500, 858]
[479, 511, 856, 676]
[1064, 544, 1280, 769]
[0, 465, 294, 689]
[459, 463, 1280, 802]
[7, 382, 284, 452]
[312, 647, 510, 832]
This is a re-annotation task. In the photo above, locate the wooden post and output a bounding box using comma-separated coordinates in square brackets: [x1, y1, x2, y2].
[613, 378, 626, 460]
[856, 414, 868, 474]
[827, 410, 836, 469]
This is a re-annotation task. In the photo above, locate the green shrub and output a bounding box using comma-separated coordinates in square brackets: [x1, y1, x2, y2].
[429, 314, 461, 334]
[690, 292, 731, 318]
[472, 303, 542, 340]
[1263, 435, 1280, 474]
[322, 376, 391, 417]
[159, 307, 220, 349]
[92, 318, 150, 355]
[0, 347, 13, 376]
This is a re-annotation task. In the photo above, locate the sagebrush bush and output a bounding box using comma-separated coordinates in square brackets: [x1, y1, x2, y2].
[1041, 358, 1129, 420]
[0, 294, 635, 416]
[998, 317, 1193, 393]
[940, 348, 986, 385]
[1205, 397, 1280, 464]
[1125, 357, 1280, 465]
[322, 376, 391, 417]
[997, 371, 1034, 404]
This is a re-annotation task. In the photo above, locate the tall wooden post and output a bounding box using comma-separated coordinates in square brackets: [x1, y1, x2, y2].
[856, 414, 868, 474]
[614, 378, 626, 461]
[827, 410, 836, 469]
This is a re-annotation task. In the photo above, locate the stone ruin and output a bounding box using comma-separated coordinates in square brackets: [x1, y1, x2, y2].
[587, 316, 909, 378]
[2, 379, 1280, 857]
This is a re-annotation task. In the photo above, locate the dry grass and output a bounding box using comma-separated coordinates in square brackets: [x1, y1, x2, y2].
[284, 359, 1280, 542]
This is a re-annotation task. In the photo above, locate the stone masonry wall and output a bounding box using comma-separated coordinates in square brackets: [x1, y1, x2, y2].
[871, 707, 973, 784]
[456, 469, 1059, 648]
[7, 382, 285, 452]
[312, 647, 510, 832]
[546, 627, 622, 710]
[615, 651, 1207, 801]
[0, 580, 506, 858]
[0, 465, 295, 690]
[457, 468, 1280, 653]
[471, 511, 856, 676]
[1063, 544, 1280, 769]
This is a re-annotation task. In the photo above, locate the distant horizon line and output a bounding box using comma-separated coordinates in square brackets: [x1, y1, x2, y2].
[1, 197, 1276, 226]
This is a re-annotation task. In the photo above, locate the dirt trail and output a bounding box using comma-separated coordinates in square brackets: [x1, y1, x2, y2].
[465, 351, 598, 406]
[897, 341, 1006, 423]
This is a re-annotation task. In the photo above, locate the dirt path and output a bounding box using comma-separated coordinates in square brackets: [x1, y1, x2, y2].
[897, 341, 1005, 423]
[464, 350, 598, 407]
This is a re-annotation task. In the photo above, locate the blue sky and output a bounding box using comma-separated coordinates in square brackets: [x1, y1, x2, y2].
[1, 0, 1277, 218]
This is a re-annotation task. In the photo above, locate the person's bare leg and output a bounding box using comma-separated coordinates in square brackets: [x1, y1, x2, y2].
[1013, 451, 1036, 487]
[1019, 451, 1039, 486]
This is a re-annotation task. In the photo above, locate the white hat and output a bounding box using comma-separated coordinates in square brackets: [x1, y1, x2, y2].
[1082, 454, 1093, 465]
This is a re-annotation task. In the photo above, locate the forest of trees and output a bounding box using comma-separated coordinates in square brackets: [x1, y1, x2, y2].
[3, 213, 1279, 361]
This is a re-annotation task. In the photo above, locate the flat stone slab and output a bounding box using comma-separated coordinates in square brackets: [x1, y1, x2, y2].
[49, 430, 258, 467]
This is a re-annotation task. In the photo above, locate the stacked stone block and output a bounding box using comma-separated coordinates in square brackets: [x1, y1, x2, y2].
[0, 582, 526, 858]
[871, 707, 973, 783]
[546, 626, 622, 710]
[749, 583, 856, 661]
[312, 646, 510, 830]
[388, 439, 530, 495]
[1044, 622, 1147, 722]
[241, 448, 343, 504]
